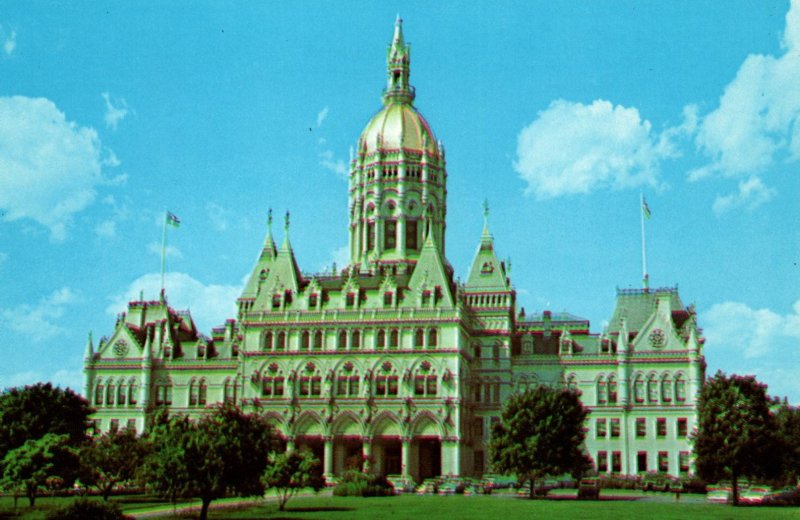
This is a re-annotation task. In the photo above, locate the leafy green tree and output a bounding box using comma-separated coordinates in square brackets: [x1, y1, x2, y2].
[0, 383, 92, 456]
[79, 429, 149, 500]
[261, 449, 324, 511]
[692, 371, 780, 505]
[141, 404, 275, 520]
[773, 401, 800, 485]
[489, 385, 590, 498]
[0, 433, 78, 507]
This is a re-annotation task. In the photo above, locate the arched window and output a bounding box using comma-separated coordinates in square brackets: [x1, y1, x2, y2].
[336, 368, 360, 397]
[389, 329, 399, 349]
[298, 367, 322, 398]
[106, 383, 115, 406]
[597, 376, 607, 405]
[276, 332, 286, 351]
[428, 329, 438, 348]
[128, 379, 138, 406]
[262, 331, 273, 352]
[634, 374, 645, 403]
[198, 379, 207, 405]
[338, 330, 348, 350]
[413, 365, 438, 397]
[262, 372, 285, 398]
[314, 331, 323, 351]
[661, 374, 673, 403]
[352, 330, 361, 350]
[94, 381, 104, 406]
[189, 379, 198, 406]
[675, 373, 687, 402]
[376, 329, 386, 349]
[223, 378, 235, 403]
[414, 328, 424, 348]
[375, 368, 399, 398]
[301, 331, 310, 350]
[647, 374, 658, 403]
[117, 381, 127, 406]
[608, 375, 618, 404]
[155, 379, 172, 406]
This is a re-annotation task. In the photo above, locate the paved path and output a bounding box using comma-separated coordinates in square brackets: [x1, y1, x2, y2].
[128, 490, 330, 519]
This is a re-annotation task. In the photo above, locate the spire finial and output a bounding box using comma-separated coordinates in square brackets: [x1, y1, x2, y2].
[268, 208, 273, 229]
[284, 210, 290, 233]
[483, 199, 490, 228]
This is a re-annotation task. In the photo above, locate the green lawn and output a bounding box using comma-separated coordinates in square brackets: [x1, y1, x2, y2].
[3, 493, 798, 520]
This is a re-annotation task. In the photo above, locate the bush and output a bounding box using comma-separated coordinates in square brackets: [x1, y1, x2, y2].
[332, 470, 394, 497]
[597, 474, 641, 490]
[46, 498, 132, 520]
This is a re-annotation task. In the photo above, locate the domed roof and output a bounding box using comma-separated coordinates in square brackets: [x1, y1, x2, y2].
[360, 103, 439, 156]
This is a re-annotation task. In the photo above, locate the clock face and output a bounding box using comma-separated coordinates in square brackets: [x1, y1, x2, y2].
[649, 329, 666, 348]
[113, 340, 129, 357]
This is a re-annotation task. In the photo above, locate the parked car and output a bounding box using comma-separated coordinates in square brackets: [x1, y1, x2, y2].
[706, 486, 731, 504]
[577, 478, 600, 500]
[740, 486, 772, 505]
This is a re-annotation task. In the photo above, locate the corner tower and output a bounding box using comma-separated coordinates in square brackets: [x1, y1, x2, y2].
[348, 17, 448, 273]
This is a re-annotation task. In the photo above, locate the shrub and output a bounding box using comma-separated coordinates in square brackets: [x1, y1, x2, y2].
[46, 498, 132, 520]
[332, 470, 394, 497]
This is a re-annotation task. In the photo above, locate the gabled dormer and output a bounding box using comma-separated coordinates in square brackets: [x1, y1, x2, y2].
[465, 202, 510, 293]
[407, 231, 454, 308]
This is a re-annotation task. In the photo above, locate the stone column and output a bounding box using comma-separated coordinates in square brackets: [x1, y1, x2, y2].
[362, 437, 372, 472]
[442, 438, 461, 476]
[323, 436, 334, 477]
[401, 437, 411, 477]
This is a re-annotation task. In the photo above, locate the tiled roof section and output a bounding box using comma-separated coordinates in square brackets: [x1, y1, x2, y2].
[607, 287, 685, 334]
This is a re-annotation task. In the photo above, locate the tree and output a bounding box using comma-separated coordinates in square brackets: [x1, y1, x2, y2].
[78, 429, 149, 500]
[773, 401, 800, 485]
[261, 449, 324, 511]
[141, 404, 275, 520]
[0, 383, 93, 456]
[0, 433, 78, 507]
[692, 371, 780, 505]
[489, 385, 590, 498]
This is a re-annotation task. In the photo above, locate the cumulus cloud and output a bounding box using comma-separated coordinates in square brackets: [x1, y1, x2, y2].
[106, 272, 242, 332]
[2, 28, 15, 56]
[206, 201, 228, 232]
[316, 106, 329, 127]
[0, 287, 80, 342]
[147, 241, 182, 260]
[102, 92, 129, 130]
[712, 176, 777, 215]
[702, 300, 800, 359]
[689, 0, 800, 206]
[318, 245, 350, 273]
[94, 219, 117, 238]
[0, 96, 113, 241]
[514, 99, 673, 199]
[319, 149, 348, 178]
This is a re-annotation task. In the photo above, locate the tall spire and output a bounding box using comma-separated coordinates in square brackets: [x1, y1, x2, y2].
[281, 209, 291, 251]
[383, 15, 415, 105]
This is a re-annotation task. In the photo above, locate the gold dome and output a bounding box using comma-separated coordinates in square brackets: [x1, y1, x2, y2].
[360, 103, 439, 157]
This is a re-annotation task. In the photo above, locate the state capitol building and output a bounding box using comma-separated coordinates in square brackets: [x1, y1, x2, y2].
[84, 18, 706, 484]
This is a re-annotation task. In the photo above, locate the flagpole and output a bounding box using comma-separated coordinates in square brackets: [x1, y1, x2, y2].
[640, 193, 649, 291]
[160, 210, 167, 295]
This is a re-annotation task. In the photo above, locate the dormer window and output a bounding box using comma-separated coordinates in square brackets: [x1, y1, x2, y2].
[308, 293, 318, 308]
[197, 345, 206, 358]
[383, 292, 393, 307]
[345, 292, 355, 308]
[271, 294, 281, 309]
[421, 290, 431, 306]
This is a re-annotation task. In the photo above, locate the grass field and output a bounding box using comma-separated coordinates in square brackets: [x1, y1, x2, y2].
[2, 492, 798, 519]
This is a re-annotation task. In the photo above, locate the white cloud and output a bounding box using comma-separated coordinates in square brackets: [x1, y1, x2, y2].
[316, 106, 329, 127]
[0, 287, 80, 342]
[206, 202, 228, 232]
[3, 29, 15, 56]
[318, 245, 350, 273]
[147, 241, 182, 260]
[319, 149, 348, 178]
[0, 96, 112, 241]
[712, 176, 777, 215]
[102, 92, 128, 130]
[702, 300, 800, 359]
[95, 219, 117, 238]
[514, 99, 673, 199]
[690, 0, 800, 201]
[107, 272, 242, 332]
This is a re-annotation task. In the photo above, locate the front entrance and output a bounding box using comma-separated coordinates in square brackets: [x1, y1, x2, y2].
[334, 436, 363, 474]
[375, 438, 402, 476]
[416, 438, 441, 480]
[296, 436, 325, 479]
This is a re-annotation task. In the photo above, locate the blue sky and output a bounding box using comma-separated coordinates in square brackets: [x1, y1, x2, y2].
[1, 1, 799, 402]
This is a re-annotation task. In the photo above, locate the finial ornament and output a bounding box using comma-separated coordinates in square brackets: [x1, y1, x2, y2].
[483, 199, 490, 227]
[268, 208, 273, 229]
[285, 210, 290, 232]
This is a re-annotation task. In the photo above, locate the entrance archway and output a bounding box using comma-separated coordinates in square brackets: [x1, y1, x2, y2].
[415, 437, 441, 481]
